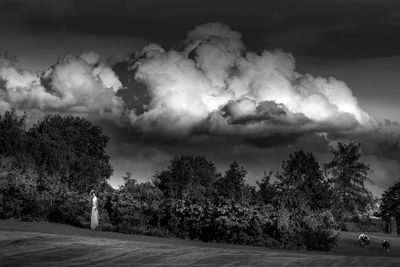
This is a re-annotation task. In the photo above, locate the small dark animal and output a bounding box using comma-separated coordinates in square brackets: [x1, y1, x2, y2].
[382, 240, 390, 254]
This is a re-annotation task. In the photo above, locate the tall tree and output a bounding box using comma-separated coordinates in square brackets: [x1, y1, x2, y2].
[276, 150, 331, 211]
[27, 114, 113, 192]
[324, 142, 371, 220]
[379, 178, 400, 232]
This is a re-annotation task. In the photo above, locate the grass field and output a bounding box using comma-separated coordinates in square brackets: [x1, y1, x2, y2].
[0, 220, 399, 266]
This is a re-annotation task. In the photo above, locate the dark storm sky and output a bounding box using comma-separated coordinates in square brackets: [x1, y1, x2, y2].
[1, 0, 400, 195]
[4, 0, 400, 53]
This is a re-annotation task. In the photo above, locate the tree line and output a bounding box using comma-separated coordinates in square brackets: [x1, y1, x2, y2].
[0, 110, 398, 251]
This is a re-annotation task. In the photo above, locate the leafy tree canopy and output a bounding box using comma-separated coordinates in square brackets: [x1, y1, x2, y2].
[257, 171, 277, 206]
[276, 150, 331, 211]
[0, 109, 27, 157]
[27, 114, 113, 192]
[215, 161, 247, 203]
[380, 178, 400, 223]
[154, 155, 220, 200]
[324, 142, 371, 219]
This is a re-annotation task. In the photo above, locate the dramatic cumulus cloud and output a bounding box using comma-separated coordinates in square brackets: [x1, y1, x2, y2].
[128, 22, 375, 138]
[0, 52, 124, 118]
[0, 22, 377, 136]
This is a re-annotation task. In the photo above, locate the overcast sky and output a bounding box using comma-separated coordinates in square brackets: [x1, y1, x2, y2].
[1, 0, 400, 196]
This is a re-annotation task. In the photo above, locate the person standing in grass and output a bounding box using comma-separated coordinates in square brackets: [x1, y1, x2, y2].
[90, 190, 99, 231]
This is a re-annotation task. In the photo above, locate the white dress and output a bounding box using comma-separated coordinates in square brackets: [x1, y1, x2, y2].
[91, 195, 99, 230]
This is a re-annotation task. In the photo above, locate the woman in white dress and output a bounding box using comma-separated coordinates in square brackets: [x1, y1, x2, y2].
[90, 190, 99, 231]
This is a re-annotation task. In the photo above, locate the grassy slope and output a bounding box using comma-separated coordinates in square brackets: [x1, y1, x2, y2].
[0, 220, 399, 266]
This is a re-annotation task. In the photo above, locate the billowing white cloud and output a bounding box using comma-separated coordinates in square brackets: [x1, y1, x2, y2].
[128, 22, 375, 137]
[0, 52, 124, 117]
[0, 23, 375, 135]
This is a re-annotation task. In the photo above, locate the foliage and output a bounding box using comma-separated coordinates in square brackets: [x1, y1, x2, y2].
[257, 171, 277, 205]
[214, 161, 247, 203]
[107, 173, 164, 233]
[0, 110, 28, 157]
[154, 155, 220, 200]
[324, 142, 372, 222]
[27, 114, 113, 192]
[275, 204, 337, 250]
[0, 111, 113, 224]
[0, 156, 39, 220]
[51, 188, 91, 227]
[0, 156, 90, 225]
[161, 198, 279, 246]
[342, 220, 386, 233]
[276, 150, 331, 211]
[379, 178, 400, 232]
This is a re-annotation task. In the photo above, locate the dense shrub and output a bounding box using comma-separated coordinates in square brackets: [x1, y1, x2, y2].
[50, 190, 91, 227]
[0, 156, 91, 226]
[0, 157, 40, 220]
[107, 177, 164, 234]
[159, 198, 278, 246]
[301, 211, 338, 251]
[156, 197, 338, 250]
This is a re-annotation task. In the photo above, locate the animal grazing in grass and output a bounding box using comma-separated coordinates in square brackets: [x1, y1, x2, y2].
[382, 240, 390, 254]
[358, 233, 370, 248]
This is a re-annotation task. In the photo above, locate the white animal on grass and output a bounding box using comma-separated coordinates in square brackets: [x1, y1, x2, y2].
[358, 233, 370, 248]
